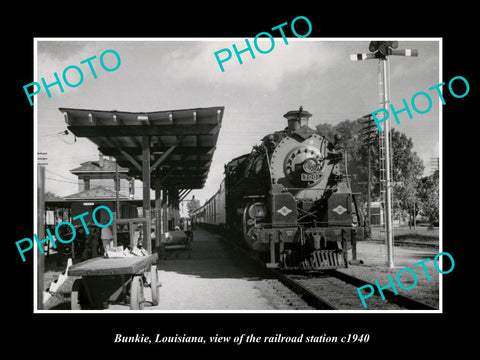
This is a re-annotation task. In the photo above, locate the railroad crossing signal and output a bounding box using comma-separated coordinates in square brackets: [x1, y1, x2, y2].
[350, 41, 418, 61]
[350, 41, 418, 268]
[369, 41, 397, 58]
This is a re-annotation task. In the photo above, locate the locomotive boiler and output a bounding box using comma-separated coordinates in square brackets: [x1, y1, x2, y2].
[224, 107, 363, 270]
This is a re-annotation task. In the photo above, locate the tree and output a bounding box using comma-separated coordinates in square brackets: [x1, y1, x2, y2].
[397, 180, 421, 228]
[315, 123, 335, 141]
[316, 119, 367, 191]
[417, 170, 439, 228]
[316, 119, 425, 225]
[390, 130, 424, 224]
[45, 191, 62, 201]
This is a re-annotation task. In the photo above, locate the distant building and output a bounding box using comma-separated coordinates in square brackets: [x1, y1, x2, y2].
[69, 153, 135, 198]
[61, 153, 138, 220]
[369, 201, 384, 226]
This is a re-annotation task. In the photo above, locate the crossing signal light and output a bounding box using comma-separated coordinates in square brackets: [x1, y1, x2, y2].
[351, 41, 417, 62]
[368, 41, 399, 59]
[368, 41, 379, 52]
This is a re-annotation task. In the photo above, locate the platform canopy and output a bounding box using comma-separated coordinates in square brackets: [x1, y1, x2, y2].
[60, 106, 224, 190]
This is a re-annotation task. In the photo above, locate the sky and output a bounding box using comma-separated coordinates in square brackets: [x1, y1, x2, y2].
[35, 38, 440, 205]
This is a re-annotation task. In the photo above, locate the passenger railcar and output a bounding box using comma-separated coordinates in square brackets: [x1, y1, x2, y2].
[191, 180, 226, 231]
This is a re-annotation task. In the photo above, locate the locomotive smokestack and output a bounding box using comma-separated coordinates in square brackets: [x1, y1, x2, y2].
[284, 106, 312, 131]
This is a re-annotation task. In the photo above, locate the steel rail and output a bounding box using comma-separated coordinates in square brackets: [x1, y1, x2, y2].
[330, 270, 437, 310]
[269, 268, 338, 310]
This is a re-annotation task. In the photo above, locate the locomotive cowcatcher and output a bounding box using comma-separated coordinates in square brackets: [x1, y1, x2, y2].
[224, 107, 364, 270]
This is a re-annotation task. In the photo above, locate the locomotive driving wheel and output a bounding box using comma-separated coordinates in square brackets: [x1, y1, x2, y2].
[242, 201, 267, 247]
[243, 203, 256, 245]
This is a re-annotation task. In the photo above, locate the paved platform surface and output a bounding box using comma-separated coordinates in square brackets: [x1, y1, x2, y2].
[150, 229, 276, 310]
[339, 240, 441, 308]
[110, 229, 289, 311]
[354, 241, 439, 269]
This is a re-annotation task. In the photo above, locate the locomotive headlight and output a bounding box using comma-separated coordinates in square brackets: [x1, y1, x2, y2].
[302, 158, 318, 174]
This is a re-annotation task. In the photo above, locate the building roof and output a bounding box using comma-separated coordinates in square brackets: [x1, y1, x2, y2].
[60, 106, 224, 190]
[70, 158, 129, 174]
[62, 186, 130, 200]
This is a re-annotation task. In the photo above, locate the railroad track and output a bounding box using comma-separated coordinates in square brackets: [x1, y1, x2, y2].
[276, 269, 437, 310]
[367, 238, 439, 249]
[220, 235, 437, 311]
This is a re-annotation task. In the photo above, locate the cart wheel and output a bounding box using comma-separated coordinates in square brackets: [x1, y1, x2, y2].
[71, 279, 85, 310]
[130, 275, 145, 310]
[62, 244, 72, 257]
[150, 265, 159, 306]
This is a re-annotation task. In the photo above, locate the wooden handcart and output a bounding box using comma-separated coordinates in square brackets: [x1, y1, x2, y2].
[160, 230, 193, 260]
[68, 254, 160, 310]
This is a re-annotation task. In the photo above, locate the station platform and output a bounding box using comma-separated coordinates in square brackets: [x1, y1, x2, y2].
[109, 228, 302, 311]
[353, 241, 439, 269]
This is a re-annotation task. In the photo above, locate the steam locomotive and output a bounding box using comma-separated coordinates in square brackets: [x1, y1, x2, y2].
[191, 107, 364, 270]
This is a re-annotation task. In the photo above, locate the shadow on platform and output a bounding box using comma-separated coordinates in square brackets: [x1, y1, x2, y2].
[155, 229, 274, 280]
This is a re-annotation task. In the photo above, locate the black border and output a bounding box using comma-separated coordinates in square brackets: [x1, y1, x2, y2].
[8, 5, 471, 354]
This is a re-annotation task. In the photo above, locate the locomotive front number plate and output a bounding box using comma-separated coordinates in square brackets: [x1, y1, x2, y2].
[301, 173, 320, 181]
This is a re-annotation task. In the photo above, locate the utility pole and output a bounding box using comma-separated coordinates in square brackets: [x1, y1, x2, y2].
[351, 41, 418, 268]
[361, 114, 376, 237]
[115, 159, 120, 220]
[37, 162, 46, 310]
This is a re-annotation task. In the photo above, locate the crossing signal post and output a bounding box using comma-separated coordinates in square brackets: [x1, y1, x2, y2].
[351, 41, 418, 268]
